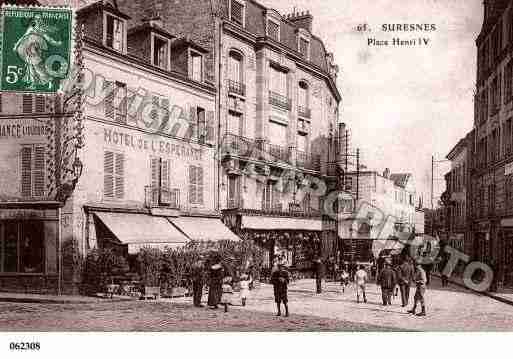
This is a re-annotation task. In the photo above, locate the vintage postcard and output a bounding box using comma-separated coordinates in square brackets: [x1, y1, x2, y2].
[0, 0, 511, 352]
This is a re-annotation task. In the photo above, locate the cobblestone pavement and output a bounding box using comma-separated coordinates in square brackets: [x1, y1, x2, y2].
[0, 276, 511, 331]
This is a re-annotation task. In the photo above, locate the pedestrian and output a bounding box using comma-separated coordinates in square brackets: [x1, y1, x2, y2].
[393, 261, 400, 298]
[377, 259, 396, 306]
[397, 258, 414, 307]
[314, 258, 322, 294]
[340, 266, 350, 293]
[239, 273, 251, 307]
[221, 277, 233, 313]
[207, 262, 224, 309]
[408, 261, 427, 317]
[271, 263, 290, 317]
[354, 264, 368, 303]
[191, 257, 205, 307]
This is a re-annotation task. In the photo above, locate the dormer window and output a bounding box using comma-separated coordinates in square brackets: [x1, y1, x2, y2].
[230, 0, 245, 27]
[190, 51, 203, 82]
[299, 37, 310, 59]
[267, 19, 280, 41]
[152, 34, 170, 70]
[104, 13, 125, 52]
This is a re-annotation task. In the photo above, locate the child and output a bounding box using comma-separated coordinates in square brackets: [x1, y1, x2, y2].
[221, 277, 233, 313]
[340, 267, 349, 293]
[239, 274, 251, 307]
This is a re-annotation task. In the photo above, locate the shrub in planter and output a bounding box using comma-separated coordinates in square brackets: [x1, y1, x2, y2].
[81, 248, 129, 296]
[137, 248, 163, 298]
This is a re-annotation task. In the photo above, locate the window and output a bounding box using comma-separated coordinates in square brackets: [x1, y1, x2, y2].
[505, 119, 512, 155]
[1, 221, 45, 274]
[270, 65, 287, 97]
[299, 37, 310, 59]
[505, 60, 513, 104]
[230, 0, 245, 27]
[506, 176, 513, 212]
[197, 107, 206, 143]
[297, 133, 307, 152]
[21, 95, 46, 114]
[228, 50, 244, 95]
[268, 121, 287, 147]
[22, 95, 33, 114]
[105, 14, 125, 52]
[150, 157, 175, 206]
[153, 35, 169, 69]
[267, 19, 280, 41]
[227, 176, 242, 208]
[0, 94, 2, 113]
[262, 181, 280, 211]
[20, 145, 45, 198]
[104, 151, 124, 199]
[191, 52, 203, 82]
[189, 165, 204, 204]
[104, 81, 127, 123]
[228, 111, 242, 136]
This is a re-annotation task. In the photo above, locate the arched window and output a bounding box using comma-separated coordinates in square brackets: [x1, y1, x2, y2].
[228, 50, 244, 96]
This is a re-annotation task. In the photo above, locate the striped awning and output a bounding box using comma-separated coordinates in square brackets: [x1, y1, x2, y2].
[169, 217, 240, 242]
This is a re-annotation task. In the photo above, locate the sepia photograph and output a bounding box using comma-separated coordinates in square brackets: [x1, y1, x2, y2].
[0, 0, 512, 353]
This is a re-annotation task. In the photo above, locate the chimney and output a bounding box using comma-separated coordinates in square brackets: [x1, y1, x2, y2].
[286, 10, 313, 33]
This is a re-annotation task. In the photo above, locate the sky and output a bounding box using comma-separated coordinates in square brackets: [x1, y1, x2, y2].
[261, 0, 483, 206]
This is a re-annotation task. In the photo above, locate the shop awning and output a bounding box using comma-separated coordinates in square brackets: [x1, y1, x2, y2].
[169, 217, 240, 242]
[371, 239, 404, 259]
[241, 216, 322, 231]
[94, 212, 190, 254]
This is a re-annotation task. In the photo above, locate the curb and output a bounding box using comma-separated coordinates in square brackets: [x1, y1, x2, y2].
[0, 295, 136, 305]
[432, 274, 513, 306]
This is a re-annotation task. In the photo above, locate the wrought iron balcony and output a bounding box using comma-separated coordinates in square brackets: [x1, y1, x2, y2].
[298, 106, 311, 119]
[268, 143, 291, 163]
[227, 80, 246, 97]
[145, 186, 180, 209]
[222, 133, 255, 158]
[296, 150, 321, 171]
[227, 197, 244, 209]
[269, 91, 292, 110]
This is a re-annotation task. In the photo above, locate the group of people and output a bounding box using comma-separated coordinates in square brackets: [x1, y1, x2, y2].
[191, 258, 252, 313]
[344, 257, 428, 317]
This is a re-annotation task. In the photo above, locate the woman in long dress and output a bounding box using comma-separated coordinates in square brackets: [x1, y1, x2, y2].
[207, 263, 224, 309]
[13, 15, 62, 90]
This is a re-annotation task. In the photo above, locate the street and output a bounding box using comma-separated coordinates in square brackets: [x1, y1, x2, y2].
[0, 276, 511, 331]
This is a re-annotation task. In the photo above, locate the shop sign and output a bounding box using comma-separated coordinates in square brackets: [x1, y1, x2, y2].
[0, 208, 58, 220]
[0, 119, 48, 139]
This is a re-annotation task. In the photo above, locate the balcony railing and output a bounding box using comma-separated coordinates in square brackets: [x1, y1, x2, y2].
[145, 186, 180, 209]
[298, 106, 311, 119]
[222, 133, 255, 158]
[268, 143, 291, 163]
[227, 197, 244, 209]
[296, 150, 321, 171]
[269, 91, 292, 110]
[227, 80, 246, 97]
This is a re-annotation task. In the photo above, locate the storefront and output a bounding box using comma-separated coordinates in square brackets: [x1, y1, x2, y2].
[500, 218, 513, 288]
[0, 204, 60, 294]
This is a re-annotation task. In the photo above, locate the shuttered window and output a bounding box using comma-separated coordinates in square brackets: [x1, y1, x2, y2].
[104, 151, 124, 199]
[35, 95, 45, 113]
[104, 81, 115, 119]
[20, 145, 45, 198]
[231, 0, 244, 26]
[299, 38, 309, 58]
[104, 81, 126, 123]
[267, 20, 280, 41]
[189, 165, 204, 204]
[22, 95, 33, 114]
[197, 107, 206, 142]
[150, 157, 171, 204]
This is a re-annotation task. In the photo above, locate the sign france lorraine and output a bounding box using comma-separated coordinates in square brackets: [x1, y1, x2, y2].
[0, 6, 72, 94]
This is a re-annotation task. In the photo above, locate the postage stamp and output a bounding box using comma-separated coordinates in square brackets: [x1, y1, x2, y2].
[0, 6, 73, 94]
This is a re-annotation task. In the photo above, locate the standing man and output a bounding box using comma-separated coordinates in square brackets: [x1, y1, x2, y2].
[377, 259, 396, 306]
[191, 256, 205, 307]
[398, 258, 414, 307]
[408, 261, 427, 317]
[354, 264, 368, 303]
[271, 263, 290, 317]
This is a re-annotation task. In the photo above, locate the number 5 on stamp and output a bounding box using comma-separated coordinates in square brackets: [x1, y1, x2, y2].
[0, 5, 72, 93]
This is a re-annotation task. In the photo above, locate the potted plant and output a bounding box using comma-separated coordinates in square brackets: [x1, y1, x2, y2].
[137, 248, 163, 299]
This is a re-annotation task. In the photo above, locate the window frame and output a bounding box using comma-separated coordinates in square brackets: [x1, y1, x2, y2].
[19, 144, 46, 199]
[188, 165, 204, 205]
[229, 0, 246, 28]
[298, 35, 310, 60]
[151, 33, 171, 70]
[189, 49, 204, 82]
[103, 12, 126, 53]
[267, 19, 281, 42]
[104, 150, 125, 200]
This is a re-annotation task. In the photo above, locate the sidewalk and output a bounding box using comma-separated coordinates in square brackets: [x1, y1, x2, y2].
[432, 273, 513, 306]
[0, 291, 136, 304]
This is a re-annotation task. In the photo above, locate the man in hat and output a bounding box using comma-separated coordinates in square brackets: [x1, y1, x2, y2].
[408, 261, 427, 316]
[377, 258, 396, 306]
[191, 256, 205, 307]
[397, 257, 414, 307]
[271, 262, 290, 317]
